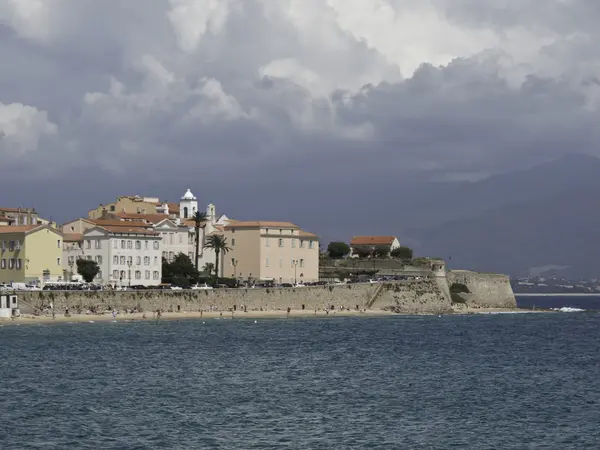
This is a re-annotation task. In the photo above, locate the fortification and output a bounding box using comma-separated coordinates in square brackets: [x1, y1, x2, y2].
[446, 270, 517, 308]
[15, 263, 516, 314]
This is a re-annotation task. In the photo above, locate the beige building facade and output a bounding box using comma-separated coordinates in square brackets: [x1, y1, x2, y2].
[0, 207, 41, 226]
[0, 225, 64, 284]
[88, 196, 159, 219]
[221, 221, 319, 283]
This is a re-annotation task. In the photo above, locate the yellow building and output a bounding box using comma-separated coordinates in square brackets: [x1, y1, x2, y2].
[221, 221, 319, 283]
[0, 225, 64, 284]
[88, 196, 160, 219]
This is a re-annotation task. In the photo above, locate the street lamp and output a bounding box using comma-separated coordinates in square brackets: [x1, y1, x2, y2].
[231, 257, 238, 279]
[127, 260, 132, 287]
[293, 259, 298, 285]
[68, 260, 74, 282]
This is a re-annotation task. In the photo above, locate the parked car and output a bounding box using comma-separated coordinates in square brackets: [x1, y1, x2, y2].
[191, 283, 213, 290]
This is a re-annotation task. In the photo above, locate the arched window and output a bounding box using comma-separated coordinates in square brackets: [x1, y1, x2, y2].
[183, 206, 189, 218]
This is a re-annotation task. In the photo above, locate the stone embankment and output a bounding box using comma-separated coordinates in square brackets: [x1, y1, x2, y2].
[447, 270, 517, 308]
[16, 271, 516, 314]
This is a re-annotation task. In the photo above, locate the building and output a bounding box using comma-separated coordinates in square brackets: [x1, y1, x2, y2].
[350, 236, 401, 257]
[63, 225, 162, 286]
[220, 221, 319, 283]
[154, 218, 194, 262]
[0, 207, 40, 226]
[0, 225, 64, 284]
[88, 195, 160, 219]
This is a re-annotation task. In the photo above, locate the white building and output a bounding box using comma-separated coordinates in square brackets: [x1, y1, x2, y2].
[64, 225, 162, 286]
[154, 218, 194, 263]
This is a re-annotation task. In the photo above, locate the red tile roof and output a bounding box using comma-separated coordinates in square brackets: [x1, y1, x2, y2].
[0, 207, 36, 213]
[225, 220, 298, 229]
[63, 233, 84, 242]
[113, 212, 169, 224]
[0, 225, 41, 234]
[350, 236, 398, 246]
[299, 230, 319, 238]
[90, 219, 152, 228]
[95, 226, 159, 236]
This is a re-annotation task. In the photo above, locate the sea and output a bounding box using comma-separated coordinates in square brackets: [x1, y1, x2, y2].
[1, 296, 600, 449]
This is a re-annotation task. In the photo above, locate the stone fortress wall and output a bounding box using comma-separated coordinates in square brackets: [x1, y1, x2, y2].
[17, 263, 517, 314]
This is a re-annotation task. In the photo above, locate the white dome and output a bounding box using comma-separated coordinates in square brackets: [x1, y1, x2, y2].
[181, 189, 196, 200]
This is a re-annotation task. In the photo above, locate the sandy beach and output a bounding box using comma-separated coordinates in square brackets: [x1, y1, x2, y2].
[0, 306, 546, 325]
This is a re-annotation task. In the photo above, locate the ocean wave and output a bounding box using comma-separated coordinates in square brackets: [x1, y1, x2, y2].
[552, 307, 586, 313]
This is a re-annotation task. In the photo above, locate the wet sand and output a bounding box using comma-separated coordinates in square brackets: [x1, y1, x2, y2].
[0, 307, 548, 325]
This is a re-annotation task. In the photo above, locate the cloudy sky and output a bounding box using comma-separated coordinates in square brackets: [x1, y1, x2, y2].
[1, 0, 598, 240]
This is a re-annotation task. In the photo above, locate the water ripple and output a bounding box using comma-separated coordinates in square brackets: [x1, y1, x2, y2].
[1, 314, 600, 449]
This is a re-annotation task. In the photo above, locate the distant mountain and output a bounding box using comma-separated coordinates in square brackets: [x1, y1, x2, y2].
[410, 154, 600, 277]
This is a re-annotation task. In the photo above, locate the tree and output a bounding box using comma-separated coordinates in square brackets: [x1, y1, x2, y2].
[192, 211, 209, 271]
[202, 262, 214, 276]
[391, 246, 413, 260]
[204, 234, 231, 279]
[327, 241, 350, 259]
[162, 253, 199, 288]
[373, 247, 389, 258]
[76, 259, 100, 283]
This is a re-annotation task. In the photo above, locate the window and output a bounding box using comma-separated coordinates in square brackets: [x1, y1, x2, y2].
[144, 241, 148, 250]
[291, 259, 296, 268]
[57, 257, 61, 266]
[8, 241, 14, 251]
[278, 238, 283, 247]
[114, 240, 118, 249]
[265, 257, 270, 267]
[231, 238, 236, 247]
[113, 256, 118, 265]
[87, 255, 92, 261]
[86, 241, 91, 249]
[153, 241, 159, 250]
[121, 240, 126, 249]
[265, 238, 270, 247]
[300, 240, 305, 248]
[135, 240, 141, 250]
[97, 271, 102, 280]
[127, 256, 132, 265]
[95, 240, 101, 249]
[188, 252, 193, 260]
[16, 259, 22, 269]
[9, 258, 14, 269]
[300, 259, 304, 268]
[96, 256, 103, 265]
[145, 270, 150, 280]
[153, 271, 159, 280]
[135, 270, 141, 280]
[309, 241, 314, 249]
[136, 256, 141, 265]
[291, 239, 296, 248]
[169, 252, 174, 261]
[127, 240, 132, 249]
[0, 259, 5, 269]
[58, 239, 61, 248]
[120, 256, 126, 265]
[113, 270, 119, 279]
[154, 256, 159, 265]
[279, 258, 283, 268]
[144, 256, 150, 265]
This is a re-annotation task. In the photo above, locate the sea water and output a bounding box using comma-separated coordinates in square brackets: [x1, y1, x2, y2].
[1, 313, 600, 449]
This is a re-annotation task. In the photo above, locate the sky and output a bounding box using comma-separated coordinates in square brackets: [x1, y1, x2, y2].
[1, 0, 599, 242]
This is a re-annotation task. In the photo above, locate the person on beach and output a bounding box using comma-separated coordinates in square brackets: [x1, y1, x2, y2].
[112, 309, 117, 319]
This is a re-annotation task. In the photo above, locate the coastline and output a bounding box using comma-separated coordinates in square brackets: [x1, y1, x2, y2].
[0, 307, 547, 326]
[515, 293, 600, 297]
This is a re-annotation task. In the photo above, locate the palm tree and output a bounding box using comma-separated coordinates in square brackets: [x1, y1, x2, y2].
[192, 211, 208, 271]
[203, 234, 231, 279]
[202, 262, 215, 276]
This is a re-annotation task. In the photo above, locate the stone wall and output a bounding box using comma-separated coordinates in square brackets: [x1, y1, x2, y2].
[374, 277, 453, 314]
[15, 270, 515, 314]
[446, 270, 517, 308]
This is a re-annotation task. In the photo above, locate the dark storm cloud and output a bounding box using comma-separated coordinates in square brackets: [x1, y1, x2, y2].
[1, 0, 600, 236]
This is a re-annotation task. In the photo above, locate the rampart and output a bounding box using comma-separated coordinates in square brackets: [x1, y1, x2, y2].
[15, 270, 516, 314]
[446, 270, 517, 308]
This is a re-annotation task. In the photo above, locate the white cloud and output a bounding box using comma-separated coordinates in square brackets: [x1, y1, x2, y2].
[1, 0, 600, 185]
[0, 102, 57, 157]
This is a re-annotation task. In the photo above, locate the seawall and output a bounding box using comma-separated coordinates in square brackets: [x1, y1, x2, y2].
[15, 270, 516, 314]
[446, 270, 517, 308]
